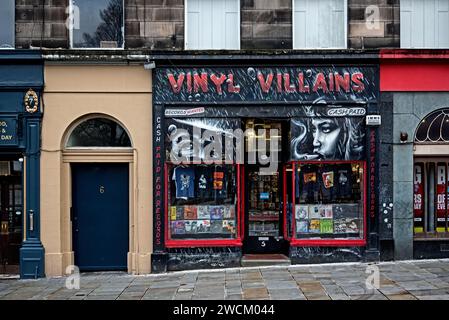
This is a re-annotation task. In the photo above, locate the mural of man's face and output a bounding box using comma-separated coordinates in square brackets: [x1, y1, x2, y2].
[311, 118, 341, 159]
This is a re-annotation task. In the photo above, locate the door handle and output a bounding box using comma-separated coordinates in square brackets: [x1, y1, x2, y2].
[29, 210, 34, 232]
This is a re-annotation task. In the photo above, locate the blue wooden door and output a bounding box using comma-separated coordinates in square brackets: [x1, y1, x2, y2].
[72, 163, 129, 271]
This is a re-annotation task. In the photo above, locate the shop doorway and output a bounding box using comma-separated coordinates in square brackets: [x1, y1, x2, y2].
[243, 119, 289, 255]
[0, 157, 23, 274]
[72, 163, 129, 271]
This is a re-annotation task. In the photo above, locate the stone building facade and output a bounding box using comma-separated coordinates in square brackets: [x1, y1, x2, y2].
[2, 0, 448, 278]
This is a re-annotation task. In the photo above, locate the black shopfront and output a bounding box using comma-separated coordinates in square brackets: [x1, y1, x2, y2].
[151, 55, 381, 272]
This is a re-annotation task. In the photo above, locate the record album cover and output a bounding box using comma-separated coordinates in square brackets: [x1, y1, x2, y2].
[309, 205, 321, 219]
[222, 220, 235, 233]
[171, 221, 185, 235]
[184, 206, 198, 220]
[319, 205, 333, 219]
[309, 219, 321, 233]
[197, 220, 211, 233]
[320, 219, 334, 234]
[223, 205, 236, 219]
[210, 206, 224, 220]
[197, 206, 210, 219]
[296, 220, 309, 233]
[295, 205, 309, 219]
[210, 220, 223, 233]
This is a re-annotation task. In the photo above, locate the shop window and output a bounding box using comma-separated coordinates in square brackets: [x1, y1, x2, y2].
[0, 0, 15, 48]
[66, 118, 131, 147]
[414, 109, 449, 237]
[70, 0, 124, 49]
[413, 161, 449, 236]
[291, 161, 365, 242]
[0, 159, 23, 273]
[186, 0, 240, 50]
[166, 164, 239, 240]
[415, 109, 449, 143]
[401, 0, 449, 48]
[293, 0, 347, 49]
[164, 117, 242, 246]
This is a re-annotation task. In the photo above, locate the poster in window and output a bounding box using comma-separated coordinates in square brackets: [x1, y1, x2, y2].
[290, 108, 365, 161]
[436, 165, 447, 232]
[166, 118, 241, 163]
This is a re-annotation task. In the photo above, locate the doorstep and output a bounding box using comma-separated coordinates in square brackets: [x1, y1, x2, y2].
[241, 254, 291, 267]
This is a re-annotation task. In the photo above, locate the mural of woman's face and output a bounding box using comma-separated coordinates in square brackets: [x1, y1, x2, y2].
[311, 118, 341, 159]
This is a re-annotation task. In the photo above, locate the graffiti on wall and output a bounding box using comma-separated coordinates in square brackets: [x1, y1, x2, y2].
[290, 106, 365, 161]
[154, 67, 378, 103]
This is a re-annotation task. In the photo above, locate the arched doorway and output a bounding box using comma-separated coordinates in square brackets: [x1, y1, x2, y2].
[65, 116, 132, 271]
[413, 109, 449, 241]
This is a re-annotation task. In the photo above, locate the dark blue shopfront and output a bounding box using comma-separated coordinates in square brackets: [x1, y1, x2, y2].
[0, 51, 44, 278]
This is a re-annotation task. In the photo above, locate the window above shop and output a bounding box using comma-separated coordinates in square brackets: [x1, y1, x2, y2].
[66, 118, 131, 148]
[293, 0, 347, 49]
[415, 109, 449, 143]
[401, 0, 449, 49]
[0, 0, 15, 49]
[185, 0, 240, 50]
[70, 0, 124, 49]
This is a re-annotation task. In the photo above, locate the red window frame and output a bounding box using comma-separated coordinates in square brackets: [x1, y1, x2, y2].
[286, 160, 367, 247]
[164, 162, 243, 248]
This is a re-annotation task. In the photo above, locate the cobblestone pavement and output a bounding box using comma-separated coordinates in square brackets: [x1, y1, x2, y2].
[2, 259, 449, 300]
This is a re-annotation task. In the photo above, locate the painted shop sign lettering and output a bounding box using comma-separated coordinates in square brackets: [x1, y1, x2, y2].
[327, 107, 366, 116]
[0, 117, 18, 146]
[154, 67, 378, 103]
[164, 107, 205, 116]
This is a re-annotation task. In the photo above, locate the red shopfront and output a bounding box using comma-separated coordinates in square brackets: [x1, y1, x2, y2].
[381, 50, 449, 260]
[151, 60, 380, 272]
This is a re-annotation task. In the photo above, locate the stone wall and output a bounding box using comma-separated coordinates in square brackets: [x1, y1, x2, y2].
[241, 0, 292, 50]
[125, 0, 184, 49]
[15, 0, 68, 49]
[14, 0, 401, 50]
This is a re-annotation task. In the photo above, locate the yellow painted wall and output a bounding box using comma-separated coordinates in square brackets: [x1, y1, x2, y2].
[42, 64, 153, 276]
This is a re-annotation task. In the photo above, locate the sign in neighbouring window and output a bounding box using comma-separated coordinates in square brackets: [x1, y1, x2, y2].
[186, 0, 240, 50]
[70, 0, 124, 49]
[0, 0, 15, 48]
[293, 0, 347, 49]
[401, 0, 449, 48]
[414, 161, 449, 235]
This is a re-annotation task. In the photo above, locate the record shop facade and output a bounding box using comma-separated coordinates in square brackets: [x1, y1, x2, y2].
[151, 53, 384, 272]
